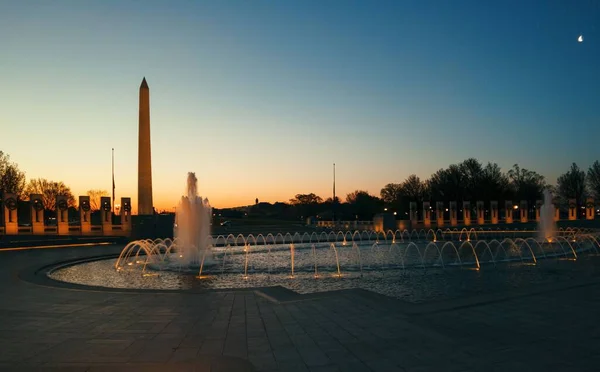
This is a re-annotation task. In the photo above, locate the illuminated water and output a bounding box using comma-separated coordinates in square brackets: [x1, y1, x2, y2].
[49, 227, 600, 303]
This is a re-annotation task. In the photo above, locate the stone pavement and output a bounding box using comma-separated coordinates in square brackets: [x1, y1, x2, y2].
[0, 244, 599, 371]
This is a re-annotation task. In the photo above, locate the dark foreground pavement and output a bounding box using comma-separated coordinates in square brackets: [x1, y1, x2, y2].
[0, 243, 599, 371]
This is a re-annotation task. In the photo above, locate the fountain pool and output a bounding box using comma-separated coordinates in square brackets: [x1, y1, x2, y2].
[49, 227, 600, 303]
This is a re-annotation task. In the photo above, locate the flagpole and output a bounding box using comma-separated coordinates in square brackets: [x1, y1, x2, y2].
[112, 148, 115, 218]
[333, 162, 336, 224]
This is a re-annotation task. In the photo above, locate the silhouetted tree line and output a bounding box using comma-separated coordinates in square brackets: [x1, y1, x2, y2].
[2, 151, 600, 222]
[0, 151, 113, 222]
[227, 158, 600, 222]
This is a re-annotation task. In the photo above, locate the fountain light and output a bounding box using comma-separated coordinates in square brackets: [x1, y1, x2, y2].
[195, 275, 211, 279]
[127, 262, 133, 266]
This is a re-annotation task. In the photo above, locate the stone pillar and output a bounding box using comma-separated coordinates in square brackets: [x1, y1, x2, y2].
[409, 202, 418, 224]
[79, 196, 92, 234]
[436, 202, 444, 227]
[490, 201, 499, 224]
[553, 197, 560, 221]
[535, 200, 542, 221]
[476, 201, 485, 225]
[423, 202, 431, 228]
[520, 200, 528, 223]
[449, 201, 457, 226]
[505, 200, 513, 223]
[120, 197, 132, 233]
[100, 196, 112, 234]
[586, 198, 595, 220]
[568, 199, 577, 220]
[56, 195, 69, 235]
[2, 193, 18, 235]
[462, 201, 471, 226]
[30, 194, 45, 234]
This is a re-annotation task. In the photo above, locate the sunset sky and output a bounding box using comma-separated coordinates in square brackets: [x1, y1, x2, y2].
[1, 1, 599, 212]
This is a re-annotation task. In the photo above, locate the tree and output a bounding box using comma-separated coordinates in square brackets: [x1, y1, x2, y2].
[346, 190, 383, 220]
[380, 183, 403, 205]
[428, 164, 465, 202]
[289, 193, 322, 219]
[0, 151, 26, 199]
[24, 178, 76, 210]
[478, 162, 510, 201]
[587, 161, 600, 200]
[556, 163, 587, 205]
[401, 175, 426, 201]
[289, 193, 322, 205]
[86, 189, 109, 211]
[507, 164, 546, 202]
[458, 158, 483, 200]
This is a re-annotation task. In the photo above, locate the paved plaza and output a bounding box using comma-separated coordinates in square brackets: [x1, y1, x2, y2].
[0, 243, 599, 371]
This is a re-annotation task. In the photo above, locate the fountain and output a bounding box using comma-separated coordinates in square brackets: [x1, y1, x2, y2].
[539, 189, 557, 241]
[174, 172, 213, 267]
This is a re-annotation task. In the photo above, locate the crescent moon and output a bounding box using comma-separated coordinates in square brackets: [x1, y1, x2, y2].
[578, 35, 584, 42]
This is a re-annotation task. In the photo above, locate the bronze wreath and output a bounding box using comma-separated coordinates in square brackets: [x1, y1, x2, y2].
[33, 199, 44, 211]
[102, 200, 111, 211]
[57, 199, 68, 211]
[80, 200, 91, 212]
[5, 197, 17, 211]
[123, 203, 131, 212]
[586, 201, 595, 208]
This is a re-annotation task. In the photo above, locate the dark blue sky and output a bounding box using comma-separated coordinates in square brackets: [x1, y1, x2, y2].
[1, 0, 599, 207]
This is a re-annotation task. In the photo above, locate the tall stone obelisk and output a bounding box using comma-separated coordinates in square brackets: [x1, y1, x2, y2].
[138, 77, 154, 215]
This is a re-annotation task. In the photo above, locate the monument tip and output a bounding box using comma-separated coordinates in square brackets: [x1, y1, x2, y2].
[140, 77, 148, 89]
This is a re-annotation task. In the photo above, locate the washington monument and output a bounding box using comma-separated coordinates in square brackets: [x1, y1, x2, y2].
[138, 77, 154, 215]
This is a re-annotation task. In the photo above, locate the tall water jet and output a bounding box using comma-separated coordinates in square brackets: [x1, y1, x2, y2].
[174, 172, 212, 266]
[539, 189, 556, 241]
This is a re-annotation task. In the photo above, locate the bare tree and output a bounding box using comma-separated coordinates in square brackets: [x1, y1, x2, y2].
[24, 178, 76, 210]
[86, 189, 109, 211]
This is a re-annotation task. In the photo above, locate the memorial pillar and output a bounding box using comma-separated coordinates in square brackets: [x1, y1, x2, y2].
[476, 201, 485, 225]
[30, 194, 45, 234]
[490, 201, 499, 224]
[462, 201, 471, 226]
[56, 195, 69, 235]
[423, 202, 431, 228]
[520, 200, 528, 223]
[505, 200, 513, 224]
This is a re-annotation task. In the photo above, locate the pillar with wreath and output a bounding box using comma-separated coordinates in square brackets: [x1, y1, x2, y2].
[30, 194, 44, 234]
[56, 195, 70, 235]
[2, 193, 19, 235]
[79, 196, 92, 234]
